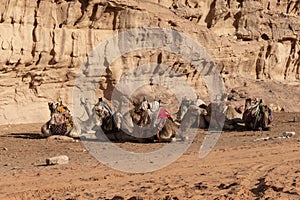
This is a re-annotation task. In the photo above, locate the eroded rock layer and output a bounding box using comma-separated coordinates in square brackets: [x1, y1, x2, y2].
[0, 0, 299, 124]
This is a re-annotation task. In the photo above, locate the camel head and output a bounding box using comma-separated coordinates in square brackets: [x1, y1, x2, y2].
[130, 97, 151, 126]
[140, 97, 150, 111]
[48, 101, 58, 114]
[93, 100, 111, 126]
[149, 99, 160, 112]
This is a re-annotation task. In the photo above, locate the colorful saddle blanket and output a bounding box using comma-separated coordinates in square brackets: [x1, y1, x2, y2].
[158, 108, 171, 119]
[50, 112, 68, 135]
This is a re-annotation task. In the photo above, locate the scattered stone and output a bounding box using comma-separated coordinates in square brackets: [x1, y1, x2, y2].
[111, 195, 124, 200]
[218, 182, 238, 190]
[283, 132, 296, 138]
[2, 147, 8, 151]
[269, 104, 283, 112]
[46, 155, 69, 165]
[231, 88, 238, 93]
[47, 135, 75, 142]
[239, 93, 247, 98]
[194, 182, 208, 190]
[255, 132, 296, 142]
[254, 137, 272, 141]
[227, 93, 237, 101]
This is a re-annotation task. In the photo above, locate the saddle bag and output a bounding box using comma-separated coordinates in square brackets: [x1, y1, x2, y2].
[50, 123, 68, 135]
[50, 112, 68, 135]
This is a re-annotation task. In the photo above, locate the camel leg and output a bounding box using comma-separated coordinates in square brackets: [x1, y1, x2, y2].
[158, 132, 174, 142]
[67, 126, 80, 138]
[157, 119, 178, 142]
[223, 123, 235, 130]
[175, 131, 189, 142]
[40, 121, 51, 137]
[261, 111, 270, 131]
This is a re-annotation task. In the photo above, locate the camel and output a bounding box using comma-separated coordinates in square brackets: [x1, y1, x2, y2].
[197, 98, 272, 131]
[204, 102, 243, 130]
[242, 98, 272, 131]
[176, 97, 192, 123]
[129, 98, 181, 142]
[41, 98, 109, 139]
[81, 97, 145, 142]
[92, 98, 129, 141]
[77, 97, 114, 135]
[176, 97, 207, 125]
[175, 97, 244, 131]
[106, 97, 164, 142]
[180, 104, 208, 130]
[41, 101, 79, 138]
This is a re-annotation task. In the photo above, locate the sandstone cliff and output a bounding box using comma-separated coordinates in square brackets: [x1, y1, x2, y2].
[0, 0, 299, 124]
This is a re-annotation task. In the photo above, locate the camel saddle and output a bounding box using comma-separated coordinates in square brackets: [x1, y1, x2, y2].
[50, 112, 67, 135]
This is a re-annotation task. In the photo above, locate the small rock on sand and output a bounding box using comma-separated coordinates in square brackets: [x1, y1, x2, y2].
[283, 132, 296, 138]
[47, 135, 75, 142]
[46, 155, 69, 165]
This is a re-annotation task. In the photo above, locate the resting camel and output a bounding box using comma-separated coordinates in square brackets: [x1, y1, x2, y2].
[91, 98, 141, 142]
[180, 103, 207, 126]
[41, 101, 79, 138]
[77, 97, 119, 135]
[242, 98, 273, 131]
[41, 98, 110, 139]
[129, 98, 181, 142]
[176, 97, 207, 126]
[176, 98, 243, 131]
[203, 102, 243, 130]
[75, 97, 147, 142]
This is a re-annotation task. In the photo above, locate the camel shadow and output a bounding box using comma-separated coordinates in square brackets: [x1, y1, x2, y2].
[2, 132, 43, 140]
[201, 124, 251, 133]
[80, 133, 155, 144]
[225, 124, 249, 132]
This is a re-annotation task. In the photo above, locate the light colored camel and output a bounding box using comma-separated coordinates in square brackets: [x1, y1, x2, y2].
[204, 102, 243, 130]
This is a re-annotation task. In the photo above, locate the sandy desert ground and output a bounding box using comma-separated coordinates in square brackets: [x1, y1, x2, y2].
[0, 112, 300, 200]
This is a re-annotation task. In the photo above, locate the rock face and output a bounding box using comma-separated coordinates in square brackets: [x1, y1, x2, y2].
[0, 0, 299, 124]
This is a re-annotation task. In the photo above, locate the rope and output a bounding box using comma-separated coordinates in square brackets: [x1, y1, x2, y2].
[253, 106, 261, 129]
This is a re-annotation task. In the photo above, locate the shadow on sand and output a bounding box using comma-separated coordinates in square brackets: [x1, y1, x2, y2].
[1, 132, 43, 140]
